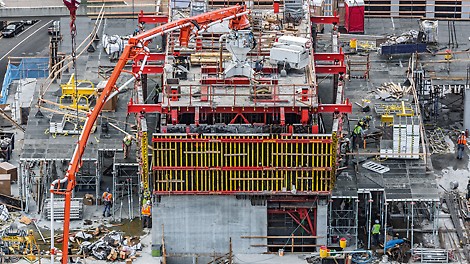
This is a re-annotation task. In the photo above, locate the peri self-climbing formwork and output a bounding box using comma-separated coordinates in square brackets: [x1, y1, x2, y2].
[152, 133, 338, 193]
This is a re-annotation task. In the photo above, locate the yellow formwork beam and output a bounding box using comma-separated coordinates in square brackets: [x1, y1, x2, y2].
[152, 134, 335, 192]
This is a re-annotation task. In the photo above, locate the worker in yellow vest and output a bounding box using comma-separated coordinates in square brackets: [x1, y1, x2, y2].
[457, 131, 467, 159]
[123, 135, 132, 159]
[102, 188, 112, 217]
[142, 200, 152, 229]
[372, 219, 381, 247]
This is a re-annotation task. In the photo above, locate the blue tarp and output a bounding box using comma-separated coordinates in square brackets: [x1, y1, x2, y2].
[1, 57, 49, 104]
[380, 43, 427, 55]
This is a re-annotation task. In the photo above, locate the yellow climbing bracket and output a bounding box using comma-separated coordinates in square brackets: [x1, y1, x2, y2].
[60, 73, 97, 110]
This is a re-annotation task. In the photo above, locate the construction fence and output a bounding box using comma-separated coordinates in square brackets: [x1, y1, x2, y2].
[152, 133, 337, 193]
[1, 58, 49, 104]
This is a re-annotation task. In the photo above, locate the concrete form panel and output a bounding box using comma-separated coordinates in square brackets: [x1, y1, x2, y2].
[152, 195, 267, 255]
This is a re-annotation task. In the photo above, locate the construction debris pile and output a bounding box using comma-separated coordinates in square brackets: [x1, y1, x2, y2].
[381, 30, 420, 46]
[427, 128, 450, 154]
[375, 82, 411, 100]
[73, 228, 142, 262]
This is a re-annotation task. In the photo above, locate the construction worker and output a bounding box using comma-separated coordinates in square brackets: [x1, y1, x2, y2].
[457, 131, 467, 159]
[351, 122, 365, 150]
[123, 135, 132, 159]
[142, 190, 151, 206]
[102, 188, 112, 217]
[372, 219, 381, 247]
[142, 200, 152, 229]
[359, 116, 372, 129]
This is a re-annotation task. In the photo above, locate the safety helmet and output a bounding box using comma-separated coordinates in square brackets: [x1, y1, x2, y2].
[462, 131, 466, 134]
[147, 200, 151, 205]
[359, 121, 364, 126]
[375, 220, 379, 224]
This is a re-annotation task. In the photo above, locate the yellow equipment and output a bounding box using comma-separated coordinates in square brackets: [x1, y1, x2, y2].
[60, 73, 97, 110]
[0, 227, 39, 263]
[23, 229, 39, 262]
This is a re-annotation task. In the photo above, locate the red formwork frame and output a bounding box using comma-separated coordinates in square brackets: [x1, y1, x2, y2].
[268, 208, 317, 236]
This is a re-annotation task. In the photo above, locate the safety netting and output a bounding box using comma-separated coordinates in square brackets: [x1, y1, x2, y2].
[0, 57, 49, 104]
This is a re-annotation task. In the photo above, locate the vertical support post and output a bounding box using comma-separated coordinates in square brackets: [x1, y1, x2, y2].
[367, 193, 372, 249]
[19, 161, 24, 211]
[355, 198, 359, 249]
[433, 201, 440, 243]
[406, 202, 410, 239]
[50, 192, 54, 264]
[328, 198, 333, 246]
[384, 201, 388, 252]
[112, 155, 116, 220]
[96, 151, 101, 207]
[411, 201, 415, 249]
[291, 234, 294, 253]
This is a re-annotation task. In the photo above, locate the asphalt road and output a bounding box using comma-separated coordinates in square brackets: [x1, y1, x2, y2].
[0, 18, 56, 87]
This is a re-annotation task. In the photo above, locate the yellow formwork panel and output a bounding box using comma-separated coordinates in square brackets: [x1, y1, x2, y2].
[152, 134, 337, 193]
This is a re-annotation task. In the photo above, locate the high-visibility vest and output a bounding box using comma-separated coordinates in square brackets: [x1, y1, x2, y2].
[372, 223, 381, 234]
[142, 205, 151, 216]
[353, 125, 362, 135]
[102, 192, 112, 202]
[458, 135, 467, 145]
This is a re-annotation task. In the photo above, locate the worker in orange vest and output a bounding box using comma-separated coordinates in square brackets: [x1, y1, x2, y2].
[102, 188, 113, 217]
[457, 131, 467, 159]
[142, 200, 152, 228]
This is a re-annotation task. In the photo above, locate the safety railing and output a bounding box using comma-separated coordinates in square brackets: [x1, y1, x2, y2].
[161, 84, 318, 109]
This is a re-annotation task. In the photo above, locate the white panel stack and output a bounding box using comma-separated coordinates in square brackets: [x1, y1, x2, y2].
[381, 117, 420, 159]
[45, 198, 83, 220]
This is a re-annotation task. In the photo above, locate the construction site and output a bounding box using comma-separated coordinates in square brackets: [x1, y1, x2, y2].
[0, 0, 470, 263]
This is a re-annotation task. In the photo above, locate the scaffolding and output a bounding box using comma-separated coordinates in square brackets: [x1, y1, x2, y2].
[346, 54, 370, 81]
[329, 197, 358, 248]
[112, 162, 140, 220]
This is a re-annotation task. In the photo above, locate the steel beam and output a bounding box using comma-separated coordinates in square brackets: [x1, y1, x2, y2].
[200, 78, 278, 85]
[314, 52, 344, 62]
[132, 65, 164, 74]
[134, 53, 166, 61]
[152, 190, 331, 195]
[138, 11, 168, 24]
[315, 65, 346, 74]
[127, 103, 352, 114]
[152, 138, 333, 144]
[127, 102, 162, 113]
[152, 166, 332, 171]
[201, 65, 277, 75]
[310, 15, 339, 25]
[318, 99, 352, 114]
[127, 105, 306, 114]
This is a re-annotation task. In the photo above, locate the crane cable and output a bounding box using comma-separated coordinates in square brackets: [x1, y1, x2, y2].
[69, 6, 80, 137]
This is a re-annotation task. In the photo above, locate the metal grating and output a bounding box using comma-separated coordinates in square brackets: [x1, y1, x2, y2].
[362, 161, 390, 174]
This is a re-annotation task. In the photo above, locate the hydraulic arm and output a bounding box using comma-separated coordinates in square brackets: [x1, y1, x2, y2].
[50, 5, 250, 264]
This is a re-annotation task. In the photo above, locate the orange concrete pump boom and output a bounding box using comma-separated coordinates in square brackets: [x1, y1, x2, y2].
[50, 5, 250, 264]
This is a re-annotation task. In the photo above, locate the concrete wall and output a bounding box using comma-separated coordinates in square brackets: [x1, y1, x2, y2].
[316, 199, 328, 246]
[152, 195, 267, 255]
